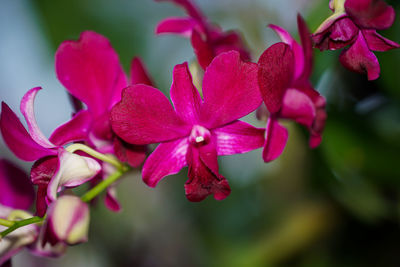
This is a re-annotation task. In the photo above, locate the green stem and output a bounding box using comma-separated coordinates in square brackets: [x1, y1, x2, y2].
[66, 143, 124, 170]
[0, 216, 44, 238]
[81, 168, 128, 203]
[0, 218, 14, 227]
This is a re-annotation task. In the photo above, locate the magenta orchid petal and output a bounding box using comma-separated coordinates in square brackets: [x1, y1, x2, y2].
[55, 31, 128, 118]
[155, 17, 199, 37]
[111, 67, 129, 108]
[0, 159, 34, 210]
[110, 85, 190, 145]
[258, 43, 294, 114]
[113, 138, 147, 168]
[197, 140, 219, 174]
[0, 102, 56, 161]
[142, 138, 188, 187]
[339, 32, 380, 80]
[211, 31, 251, 62]
[155, 0, 204, 22]
[185, 143, 231, 202]
[46, 195, 90, 245]
[36, 185, 49, 217]
[344, 0, 395, 30]
[191, 29, 214, 70]
[280, 88, 316, 128]
[170, 62, 202, 124]
[201, 51, 261, 128]
[31, 156, 58, 216]
[130, 57, 154, 86]
[87, 132, 114, 155]
[297, 15, 313, 81]
[309, 99, 327, 149]
[363, 29, 400, 52]
[98, 163, 122, 213]
[47, 150, 101, 202]
[262, 118, 289, 163]
[212, 120, 265, 156]
[310, 133, 323, 149]
[49, 110, 91, 146]
[90, 112, 113, 142]
[20, 87, 54, 148]
[269, 24, 305, 80]
[31, 156, 58, 186]
[155, 0, 249, 70]
[104, 187, 121, 212]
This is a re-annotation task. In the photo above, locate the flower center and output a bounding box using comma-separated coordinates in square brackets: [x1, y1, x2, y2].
[189, 125, 211, 147]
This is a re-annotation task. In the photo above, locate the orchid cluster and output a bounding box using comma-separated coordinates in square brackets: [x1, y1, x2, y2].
[312, 0, 399, 80]
[0, 0, 398, 265]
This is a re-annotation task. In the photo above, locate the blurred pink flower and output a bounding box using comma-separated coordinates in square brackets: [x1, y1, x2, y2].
[258, 15, 326, 162]
[0, 88, 101, 216]
[312, 0, 399, 80]
[55, 31, 147, 165]
[155, 0, 250, 69]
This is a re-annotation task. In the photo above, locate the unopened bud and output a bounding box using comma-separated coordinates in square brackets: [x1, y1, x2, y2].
[46, 195, 90, 245]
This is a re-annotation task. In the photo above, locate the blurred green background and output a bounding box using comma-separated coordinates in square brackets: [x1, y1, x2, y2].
[1, 0, 400, 266]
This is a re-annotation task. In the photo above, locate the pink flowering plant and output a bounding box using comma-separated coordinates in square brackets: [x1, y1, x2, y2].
[312, 0, 399, 80]
[0, 0, 398, 265]
[110, 51, 265, 201]
[258, 15, 327, 162]
[155, 0, 250, 69]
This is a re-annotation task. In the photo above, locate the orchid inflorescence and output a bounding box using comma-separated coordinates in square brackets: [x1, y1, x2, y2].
[0, 0, 398, 265]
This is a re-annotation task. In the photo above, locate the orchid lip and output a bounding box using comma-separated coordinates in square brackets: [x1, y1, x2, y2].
[188, 125, 211, 146]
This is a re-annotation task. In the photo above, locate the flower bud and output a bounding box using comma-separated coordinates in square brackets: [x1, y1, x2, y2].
[47, 150, 101, 202]
[45, 195, 90, 245]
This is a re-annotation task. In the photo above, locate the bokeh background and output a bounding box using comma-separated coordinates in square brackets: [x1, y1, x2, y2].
[1, 0, 400, 266]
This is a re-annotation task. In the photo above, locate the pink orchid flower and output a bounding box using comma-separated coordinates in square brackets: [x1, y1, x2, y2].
[155, 0, 250, 70]
[258, 15, 327, 162]
[312, 0, 399, 80]
[111, 51, 265, 201]
[55, 31, 151, 211]
[0, 159, 65, 264]
[0, 88, 101, 216]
